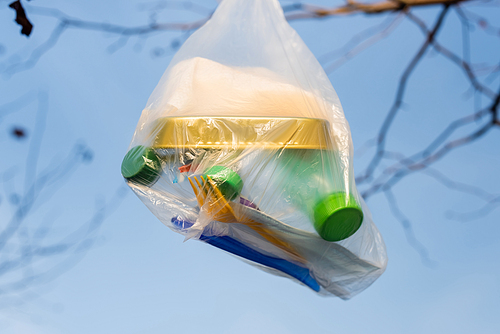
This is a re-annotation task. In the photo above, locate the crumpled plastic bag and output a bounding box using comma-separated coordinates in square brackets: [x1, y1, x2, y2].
[122, 0, 387, 298]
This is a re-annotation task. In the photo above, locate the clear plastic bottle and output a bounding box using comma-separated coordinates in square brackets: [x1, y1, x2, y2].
[238, 148, 363, 241]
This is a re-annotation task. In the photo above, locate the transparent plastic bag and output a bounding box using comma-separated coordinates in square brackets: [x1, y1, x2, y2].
[122, 0, 387, 298]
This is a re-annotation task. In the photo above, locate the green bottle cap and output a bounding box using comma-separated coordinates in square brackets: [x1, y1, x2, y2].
[313, 192, 363, 242]
[205, 166, 243, 201]
[121, 145, 161, 186]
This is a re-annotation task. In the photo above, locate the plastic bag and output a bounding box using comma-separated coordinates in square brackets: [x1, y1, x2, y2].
[122, 0, 387, 298]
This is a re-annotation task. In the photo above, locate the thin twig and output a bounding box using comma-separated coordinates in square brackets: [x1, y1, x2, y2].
[357, 5, 451, 184]
[322, 12, 406, 73]
[384, 189, 437, 266]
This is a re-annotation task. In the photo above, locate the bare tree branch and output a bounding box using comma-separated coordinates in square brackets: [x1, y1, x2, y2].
[357, 5, 451, 184]
[384, 189, 437, 266]
[1, 0, 477, 77]
[0, 90, 37, 119]
[285, 0, 466, 20]
[382, 150, 498, 201]
[361, 81, 500, 200]
[446, 194, 500, 221]
[457, 4, 500, 36]
[320, 11, 406, 73]
[2, 5, 210, 76]
[0, 185, 128, 305]
[406, 10, 497, 99]
[0, 92, 127, 305]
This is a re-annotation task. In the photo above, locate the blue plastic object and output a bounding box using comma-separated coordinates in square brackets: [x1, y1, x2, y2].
[171, 217, 320, 292]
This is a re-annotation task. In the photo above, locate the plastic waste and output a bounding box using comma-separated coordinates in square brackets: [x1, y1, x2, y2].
[122, 0, 387, 298]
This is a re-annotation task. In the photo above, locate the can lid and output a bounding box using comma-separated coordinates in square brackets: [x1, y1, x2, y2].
[121, 145, 161, 186]
[313, 193, 363, 242]
[205, 166, 243, 201]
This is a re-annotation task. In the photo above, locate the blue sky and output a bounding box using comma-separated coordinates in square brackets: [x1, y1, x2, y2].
[1, 0, 499, 333]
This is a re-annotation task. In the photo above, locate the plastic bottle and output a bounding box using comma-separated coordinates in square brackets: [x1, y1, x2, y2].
[238, 148, 363, 241]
